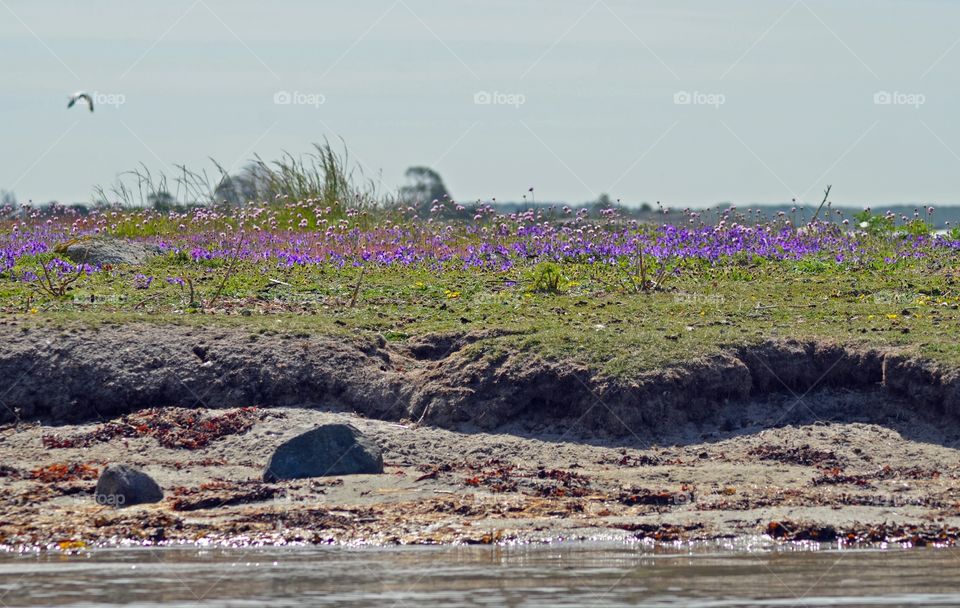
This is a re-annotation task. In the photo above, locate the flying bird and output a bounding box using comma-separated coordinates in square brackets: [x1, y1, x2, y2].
[67, 92, 94, 113]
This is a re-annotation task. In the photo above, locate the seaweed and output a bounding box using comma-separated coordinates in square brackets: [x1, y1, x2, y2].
[42, 407, 277, 450]
[619, 487, 695, 507]
[533, 468, 592, 498]
[169, 481, 283, 511]
[748, 444, 842, 467]
[0, 465, 22, 479]
[768, 520, 960, 546]
[30, 463, 99, 483]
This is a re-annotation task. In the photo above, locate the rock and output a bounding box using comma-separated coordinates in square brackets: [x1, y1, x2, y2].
[95, 464, 163, 507]
[263, 424, 384, 482]
[62, 237, 160, 266]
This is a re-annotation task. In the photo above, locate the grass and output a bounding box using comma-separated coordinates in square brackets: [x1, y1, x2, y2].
[3, 251, 958, 378]
[92, 139, 385, 215]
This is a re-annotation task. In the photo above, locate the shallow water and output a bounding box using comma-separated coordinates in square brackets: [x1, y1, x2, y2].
[2, 543, 960, 607]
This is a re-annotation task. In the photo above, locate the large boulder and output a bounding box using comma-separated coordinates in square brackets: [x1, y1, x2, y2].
[263, 424, 384, 482]
[62, 237, 160, 266]
[95, 464, 164, 507]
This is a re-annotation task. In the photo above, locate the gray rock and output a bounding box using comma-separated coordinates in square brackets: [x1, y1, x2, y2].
[63, 237, 160, 266]
[263, 424, 384, 482]
[95, 464, 163, 507]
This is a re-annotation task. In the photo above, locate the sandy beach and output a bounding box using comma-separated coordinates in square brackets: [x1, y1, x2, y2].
[3, 387, 959, 548]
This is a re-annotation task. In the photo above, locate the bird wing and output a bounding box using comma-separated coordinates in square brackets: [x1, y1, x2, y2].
[67, 92, 94, 112]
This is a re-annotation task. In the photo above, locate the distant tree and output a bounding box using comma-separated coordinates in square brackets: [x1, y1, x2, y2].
[639, 202, 652, 213]
[213, 175, 244, 206]
[148, 190, 177, 212]
[590, 193, 617, 215]
[400, 166, 451, 211]
[214, 163, 272, 206]
[1, 190, 16, 207]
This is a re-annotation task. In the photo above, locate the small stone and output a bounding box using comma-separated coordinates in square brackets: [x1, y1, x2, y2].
[263, 424, 384, 482]
[95, 464, 163, 508]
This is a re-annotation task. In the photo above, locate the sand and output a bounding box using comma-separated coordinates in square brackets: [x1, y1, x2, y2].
[2, 385, 959, 548]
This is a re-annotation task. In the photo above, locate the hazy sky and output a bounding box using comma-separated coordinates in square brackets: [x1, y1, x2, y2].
[3, 0, 959, 207]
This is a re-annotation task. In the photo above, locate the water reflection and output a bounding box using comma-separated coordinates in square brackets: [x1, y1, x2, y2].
[2, 543, 959, 607]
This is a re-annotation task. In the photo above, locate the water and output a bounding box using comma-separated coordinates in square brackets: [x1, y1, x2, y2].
[2, 543, 959, 607]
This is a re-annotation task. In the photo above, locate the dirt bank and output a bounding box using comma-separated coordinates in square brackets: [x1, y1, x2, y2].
[1, 322, 959, 436]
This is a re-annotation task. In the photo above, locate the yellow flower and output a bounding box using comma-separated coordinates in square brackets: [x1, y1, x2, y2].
[886, 314, 898, 320]
[29, 308, 38, 314]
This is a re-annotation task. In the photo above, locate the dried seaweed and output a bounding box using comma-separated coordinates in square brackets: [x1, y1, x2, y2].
[30, 463, 99, 483]
[43, 407, 277, 450]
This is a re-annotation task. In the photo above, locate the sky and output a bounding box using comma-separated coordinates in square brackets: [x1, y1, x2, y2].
[2, 0, 959, 208]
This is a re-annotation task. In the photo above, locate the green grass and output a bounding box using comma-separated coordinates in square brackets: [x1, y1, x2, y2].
[4, 253, 959, 377]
